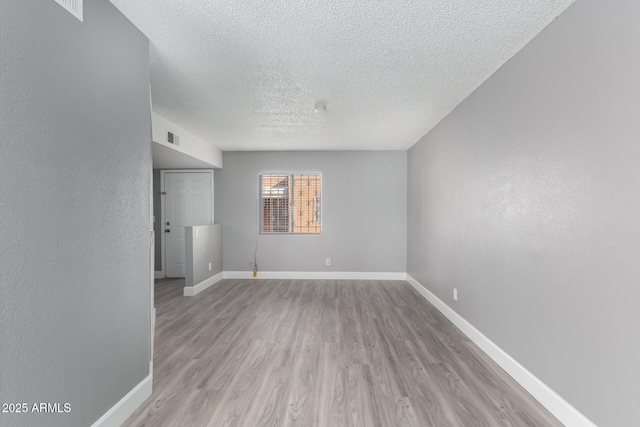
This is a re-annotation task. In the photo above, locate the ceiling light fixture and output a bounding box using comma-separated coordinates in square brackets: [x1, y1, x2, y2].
[314, 104, 327, 112]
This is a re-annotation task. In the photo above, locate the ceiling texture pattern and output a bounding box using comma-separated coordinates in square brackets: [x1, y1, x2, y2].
[110, 0, 575, 151]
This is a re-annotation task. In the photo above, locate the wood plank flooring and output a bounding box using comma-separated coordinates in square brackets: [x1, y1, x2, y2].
[123, 278, 562, 426]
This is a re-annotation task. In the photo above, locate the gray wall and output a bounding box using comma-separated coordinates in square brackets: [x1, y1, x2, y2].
[0, 1, 152, 426]
[407, 0, 640, 425]
[216, 151, 406, 272]
[185, 224, 223, 287]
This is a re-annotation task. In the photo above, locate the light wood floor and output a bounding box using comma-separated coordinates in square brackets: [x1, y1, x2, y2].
[123, 278, 562, 426]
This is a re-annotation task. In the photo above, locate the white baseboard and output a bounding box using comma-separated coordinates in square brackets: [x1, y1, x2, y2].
[222, 271, 406, 280]
[91, 361, 153, 427]
[154, 271, 164, 279]
[405, 275, 596, 427]
[184, 272, 224, 296]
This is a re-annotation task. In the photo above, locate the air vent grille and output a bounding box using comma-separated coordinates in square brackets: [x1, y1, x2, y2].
[54, 0, 83, 22]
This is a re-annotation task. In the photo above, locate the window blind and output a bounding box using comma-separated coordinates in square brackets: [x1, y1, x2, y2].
[260, 174, 321, 234]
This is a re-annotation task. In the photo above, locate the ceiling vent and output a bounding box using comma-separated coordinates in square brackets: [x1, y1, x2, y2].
[54, 0, 83, 22]
[167, 131, 180, 146]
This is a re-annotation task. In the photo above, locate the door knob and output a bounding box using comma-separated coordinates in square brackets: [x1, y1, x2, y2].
[165, 229, 171, 233]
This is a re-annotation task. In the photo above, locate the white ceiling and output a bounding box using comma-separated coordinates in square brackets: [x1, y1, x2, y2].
[110, 0, 574, 151]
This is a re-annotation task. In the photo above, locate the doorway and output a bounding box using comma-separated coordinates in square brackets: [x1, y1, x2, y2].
[161, 170, 214, 278]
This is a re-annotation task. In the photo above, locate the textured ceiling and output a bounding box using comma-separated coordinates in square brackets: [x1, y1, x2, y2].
[110, 0, 574, 151]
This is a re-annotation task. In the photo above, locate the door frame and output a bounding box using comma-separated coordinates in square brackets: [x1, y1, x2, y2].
[160, 169, 215, 277]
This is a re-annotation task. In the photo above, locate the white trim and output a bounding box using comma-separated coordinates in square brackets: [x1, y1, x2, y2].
[223, 271, 406, 280]
[90, 361, 153, 427]
[154, 271, 164, 279]
[405, 275, 596, 427]
[184, 272, 224, 296]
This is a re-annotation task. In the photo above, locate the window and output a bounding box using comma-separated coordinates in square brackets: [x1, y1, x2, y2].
[260, 173, 321, 234]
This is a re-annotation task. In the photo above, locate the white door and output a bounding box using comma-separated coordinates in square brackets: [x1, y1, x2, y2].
[163, 172, 213, 277]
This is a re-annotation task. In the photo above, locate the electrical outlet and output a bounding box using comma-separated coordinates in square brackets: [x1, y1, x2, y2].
[325, 258, 331, 266]
[453, 288, 458, 301]
[208, 262, 212, 271]
[249, 261, 254, 268]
